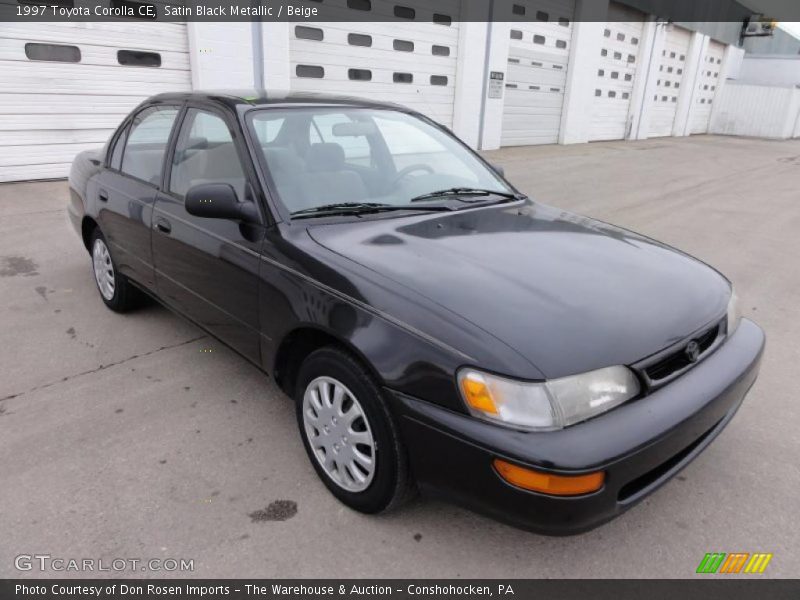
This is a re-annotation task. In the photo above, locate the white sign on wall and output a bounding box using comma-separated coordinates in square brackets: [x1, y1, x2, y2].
[488, 71, 505, 99]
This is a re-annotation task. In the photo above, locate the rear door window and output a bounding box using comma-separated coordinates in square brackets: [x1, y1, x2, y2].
[120, 106, 179, 185]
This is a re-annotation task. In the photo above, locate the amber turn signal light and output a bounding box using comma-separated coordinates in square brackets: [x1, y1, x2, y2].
[460, 373, 499, 415]
[493, 458, 605, 496]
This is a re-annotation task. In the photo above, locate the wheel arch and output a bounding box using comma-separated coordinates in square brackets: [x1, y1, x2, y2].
[81, 216, 99, 251]
[272, 325, 384, 398]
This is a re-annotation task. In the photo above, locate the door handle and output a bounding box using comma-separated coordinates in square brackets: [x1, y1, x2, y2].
[98, 190, 108, 202]
[155, 217, 172, 234]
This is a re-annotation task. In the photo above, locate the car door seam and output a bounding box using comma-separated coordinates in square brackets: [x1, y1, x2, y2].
[144, 210, 461, 360]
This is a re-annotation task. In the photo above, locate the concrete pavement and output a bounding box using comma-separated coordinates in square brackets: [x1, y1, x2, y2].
[1, 134, 798, 578]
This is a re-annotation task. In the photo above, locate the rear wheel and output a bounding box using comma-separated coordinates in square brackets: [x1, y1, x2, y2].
[90, 229, 141, 312]
[295, 347, 414, 513]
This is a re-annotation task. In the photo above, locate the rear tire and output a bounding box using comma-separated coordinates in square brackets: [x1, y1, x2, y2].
[90, 229, 141, 312]
[294, 347, 415, 513]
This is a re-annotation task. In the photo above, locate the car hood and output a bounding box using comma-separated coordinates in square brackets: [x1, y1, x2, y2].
[306, 202, 731, 379]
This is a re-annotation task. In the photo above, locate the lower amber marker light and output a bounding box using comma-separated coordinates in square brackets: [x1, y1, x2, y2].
[493, 458, 605, 496]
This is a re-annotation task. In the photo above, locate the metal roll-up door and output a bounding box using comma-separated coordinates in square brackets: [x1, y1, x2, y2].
[648, 25, 692, 138]
[500, 0, 576, 146]
[288, 0, 460, 127]
[588, 3, 645, 141]
[689, 40, 725, 134]
[0, 22, 191, 182]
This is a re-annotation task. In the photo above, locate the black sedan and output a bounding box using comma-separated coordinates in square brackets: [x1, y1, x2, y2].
[67, 91, 764, 534]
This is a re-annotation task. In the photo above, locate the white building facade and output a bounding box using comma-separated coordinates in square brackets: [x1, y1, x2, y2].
[707, 53, 800, 140]
[0, 0, 748, 182]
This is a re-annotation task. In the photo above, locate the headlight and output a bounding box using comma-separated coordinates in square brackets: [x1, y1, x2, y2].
[726, 288, 741, 335]
[458, 366, 641, 431]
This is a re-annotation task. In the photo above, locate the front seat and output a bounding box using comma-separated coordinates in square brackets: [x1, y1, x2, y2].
[189, 142, 247, 200]
[295, 143, 367, 211]
[171, 142, 247, 200]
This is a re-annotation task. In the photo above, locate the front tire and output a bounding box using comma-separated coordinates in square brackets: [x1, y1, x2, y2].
[295, 347, 414, 513]
[90, 229, 141, 312]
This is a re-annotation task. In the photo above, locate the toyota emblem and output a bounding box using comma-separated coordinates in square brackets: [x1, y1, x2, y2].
[685, 340, 700, 362]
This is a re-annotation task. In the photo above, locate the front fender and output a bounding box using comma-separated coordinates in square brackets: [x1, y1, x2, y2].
[258, 258, 469, 412]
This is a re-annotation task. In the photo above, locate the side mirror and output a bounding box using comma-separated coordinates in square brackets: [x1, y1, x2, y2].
[490, 163, 505, 177]
[185, 183, 258, 222]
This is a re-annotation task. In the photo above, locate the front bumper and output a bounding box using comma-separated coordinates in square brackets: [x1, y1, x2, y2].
[388, 318, 765, 535]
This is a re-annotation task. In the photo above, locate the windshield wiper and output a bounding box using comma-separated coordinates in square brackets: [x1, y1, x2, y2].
[291, 202, 451, 219]
[409, 187, 523, 203]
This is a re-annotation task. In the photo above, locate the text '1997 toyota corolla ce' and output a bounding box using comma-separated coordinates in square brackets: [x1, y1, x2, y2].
[68, 91, 764, 534]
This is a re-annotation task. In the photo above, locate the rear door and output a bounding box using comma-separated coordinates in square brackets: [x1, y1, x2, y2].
[94, 104, 180, 290]
[152, 105, 265, 362]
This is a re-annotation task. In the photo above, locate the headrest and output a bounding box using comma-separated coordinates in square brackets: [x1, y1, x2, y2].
[201, 143, 241, 179]
[306, 143, 346, 172]
[263, 147, 303, 173]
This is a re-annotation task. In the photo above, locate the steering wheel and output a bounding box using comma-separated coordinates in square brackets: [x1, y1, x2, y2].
[391, 163, 434, 186]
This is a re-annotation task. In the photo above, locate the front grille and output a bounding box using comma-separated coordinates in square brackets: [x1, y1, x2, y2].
[644, 324, 719, 382]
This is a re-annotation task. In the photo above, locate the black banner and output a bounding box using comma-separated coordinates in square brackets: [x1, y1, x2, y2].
[3, 0, 800, 22]
[2, 580, 800, 600]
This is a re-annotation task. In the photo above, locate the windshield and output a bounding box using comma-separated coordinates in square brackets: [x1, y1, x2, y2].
[247, 107, 513, 215]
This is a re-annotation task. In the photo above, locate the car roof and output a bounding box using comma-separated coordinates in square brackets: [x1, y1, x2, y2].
[147, 89, 413, 112]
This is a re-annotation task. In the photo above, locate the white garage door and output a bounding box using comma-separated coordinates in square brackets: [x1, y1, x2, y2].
[0, 23, 191, 182]
[689, 40, 725, 134]
[648, 25, 692, 138]
[288, 0, 460, 127]
[500, 0, 576, 146]
[588, 3, 645, 141]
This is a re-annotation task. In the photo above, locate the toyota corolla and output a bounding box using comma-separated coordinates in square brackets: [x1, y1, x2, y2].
[67, 91, 764, 534]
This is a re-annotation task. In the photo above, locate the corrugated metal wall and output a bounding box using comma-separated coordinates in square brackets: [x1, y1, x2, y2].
[710, 82, 800, 138]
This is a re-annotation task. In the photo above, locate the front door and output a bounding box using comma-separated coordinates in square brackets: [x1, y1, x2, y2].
[152, 107, 264, 362]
